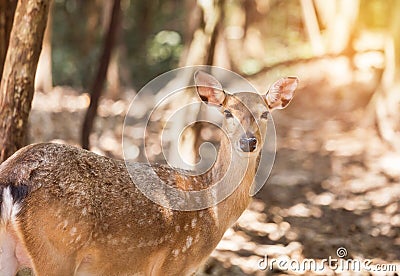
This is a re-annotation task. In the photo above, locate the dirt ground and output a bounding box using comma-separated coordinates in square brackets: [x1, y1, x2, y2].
[27, 58, 400, 275]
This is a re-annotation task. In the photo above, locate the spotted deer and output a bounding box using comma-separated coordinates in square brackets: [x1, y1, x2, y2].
[0, 71, 298, 275]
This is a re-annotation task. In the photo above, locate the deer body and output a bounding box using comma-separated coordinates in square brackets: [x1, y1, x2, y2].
[0, 72, 298, 275]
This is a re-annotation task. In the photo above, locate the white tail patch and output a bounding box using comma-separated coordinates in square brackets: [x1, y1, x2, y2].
[1, 187, 21, 226]
[0, 187, 21, 275]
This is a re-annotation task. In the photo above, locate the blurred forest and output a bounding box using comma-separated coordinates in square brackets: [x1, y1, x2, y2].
[1, 0, 400, 275]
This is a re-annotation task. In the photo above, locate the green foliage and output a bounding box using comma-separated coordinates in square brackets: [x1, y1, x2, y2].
[52, 0, 185, 90]
[52, 0, 102, 88]
[122, 0, 185, 88]
[147, 30, 182, 65]
[51, 0, 349, 89]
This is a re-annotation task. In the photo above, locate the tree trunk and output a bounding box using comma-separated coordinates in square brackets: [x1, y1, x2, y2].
[180, 0, 223, 66]
[300, 0, 325, 56]
[0, 0, 17, 79]
[81, 0, 121, 150]
[35, 0, 53, 93]
[0, 0, 50, 163]
[168, 0, 225, 166]
[178, 0, 202, 67]
[105, 50, 121, 100]
[317, 0, 359, 55]
[372, 0, 400, 150]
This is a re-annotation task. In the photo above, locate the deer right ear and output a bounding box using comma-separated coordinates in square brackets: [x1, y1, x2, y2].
[265, 77, 299, 110]
[194, 71, 225, 106]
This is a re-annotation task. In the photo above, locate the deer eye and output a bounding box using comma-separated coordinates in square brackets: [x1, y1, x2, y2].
[224, 110, 233, 118]
[261, 111, 269, 119]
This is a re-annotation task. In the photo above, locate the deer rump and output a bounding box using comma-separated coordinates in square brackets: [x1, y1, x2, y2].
[0, 156, 33, 273]
[0, 143, 218, 276]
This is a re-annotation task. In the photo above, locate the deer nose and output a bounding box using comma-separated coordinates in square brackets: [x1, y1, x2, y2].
[239, 135, 257, 152]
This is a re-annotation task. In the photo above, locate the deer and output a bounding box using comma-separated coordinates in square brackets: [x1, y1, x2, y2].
[0, 71, 298, 276]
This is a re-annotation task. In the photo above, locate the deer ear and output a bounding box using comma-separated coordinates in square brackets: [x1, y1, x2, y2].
[265, 77, 299, 110]
[194, 71, 225, 106]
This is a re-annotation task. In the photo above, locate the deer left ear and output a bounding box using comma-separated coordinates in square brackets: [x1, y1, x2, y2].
[265, 77, 299, 110]
[194, 70, 226, 106]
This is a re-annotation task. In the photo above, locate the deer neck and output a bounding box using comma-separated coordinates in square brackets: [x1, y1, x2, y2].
[206, 135, 258, 230]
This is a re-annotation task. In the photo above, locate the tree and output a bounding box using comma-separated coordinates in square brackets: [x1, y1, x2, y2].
[179, 0, 225, 67]
[302, 0, 360, 56]
[35, 0, 54, 93]
[81, 0, 121, 150]
[300, 0, 325, 55]
[0, 0, 17, 79]
[0, 0, 50, 163]
[371, 0, 400, 150]
[167, 0, 227, 166]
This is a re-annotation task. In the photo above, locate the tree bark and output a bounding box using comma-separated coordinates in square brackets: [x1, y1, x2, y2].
[315, 0, 359, 55]
[180, 0, 223, 66]
[372, 0, 400, 150]
[300, 0, 325, 56]
[178, 0, 202, 67]
[81, 0, 121, 150]
[0, 0, 17, 79]
[0, 0, 50, 163]
[167, 0, 225, 166]
[35, 0, 53, 93]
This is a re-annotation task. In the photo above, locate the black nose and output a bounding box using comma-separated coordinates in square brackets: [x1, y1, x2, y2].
[239, 136, 257, 152]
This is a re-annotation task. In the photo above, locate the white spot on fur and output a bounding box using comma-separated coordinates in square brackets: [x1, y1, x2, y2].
[212, 206, 219, 225]
[137, 238, 145, 248]
[81, 207, 87, 216]
[162, 235, 168, 244]
[109, 239, 119, 245]
[164, 233, 173, 241]
[172, 249, 180, 257]
[121, 237, 128, 244]
[191, 218, 197, 228]
[184, 224, 189, 231]
[62, 220, 68, 230]
[186, 236, 193, 249]
[175, 225, 180, 232]
[181, 236, 193, 253]
[56, 208, 62, 217]
[70, 227, 77, 236]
